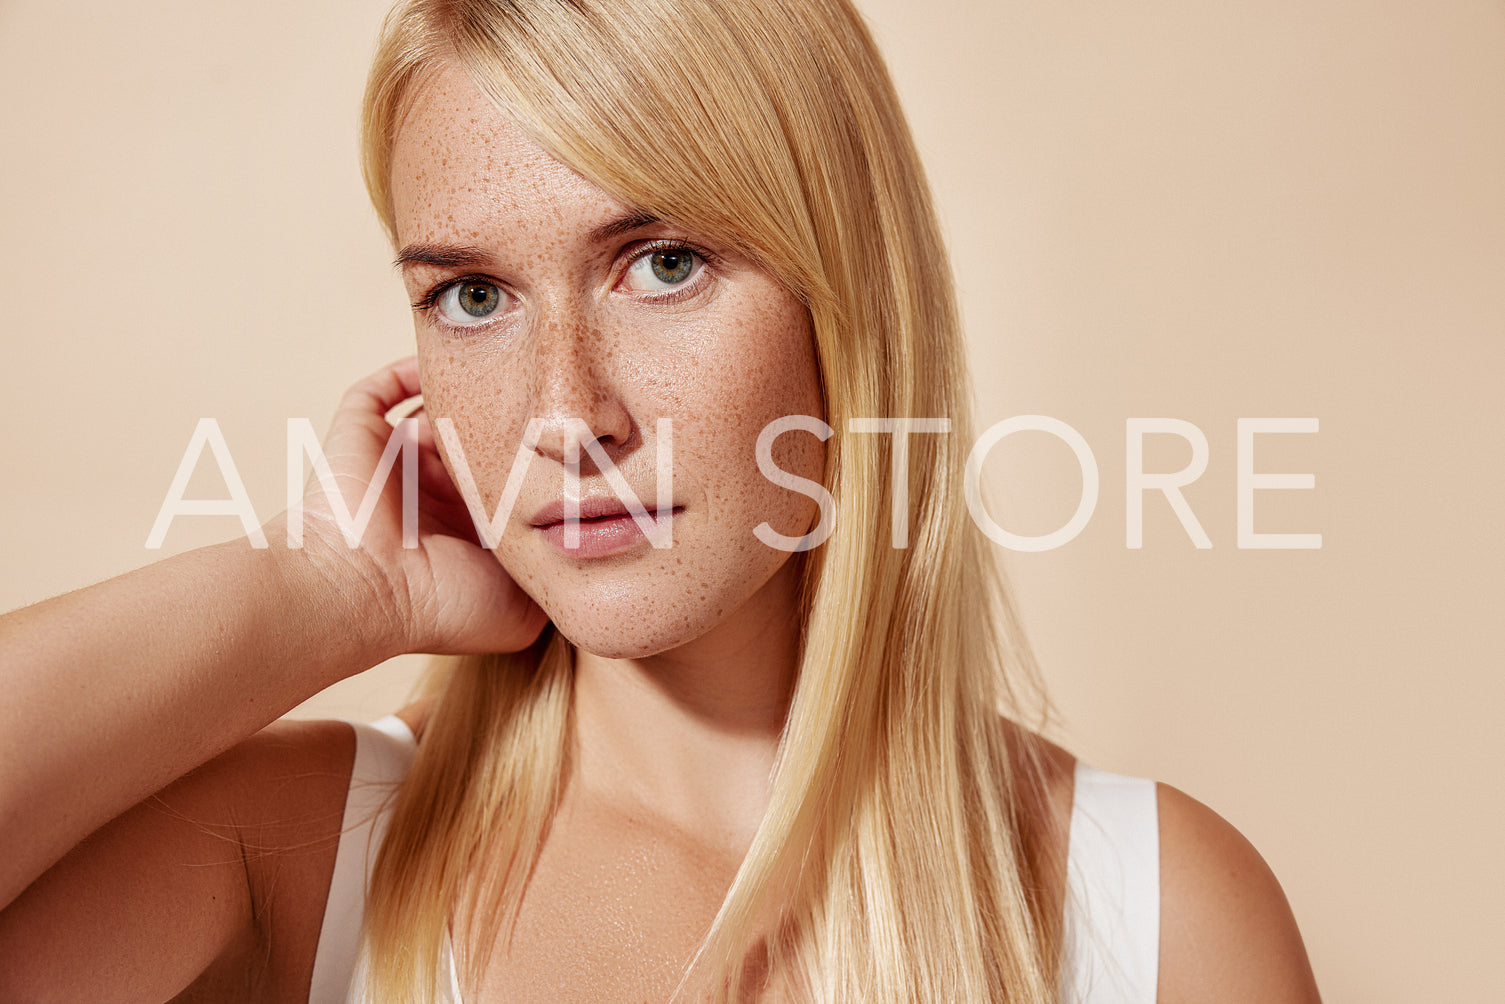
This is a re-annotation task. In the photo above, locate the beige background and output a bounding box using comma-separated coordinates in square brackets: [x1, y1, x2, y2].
[2, 1, 1501, 999]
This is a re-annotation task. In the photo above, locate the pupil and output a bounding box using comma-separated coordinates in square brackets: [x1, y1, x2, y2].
[650, 249, 693, 284]
[462, 284, 497, 316]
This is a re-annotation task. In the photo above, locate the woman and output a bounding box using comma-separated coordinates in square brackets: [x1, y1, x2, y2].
[0, 0, 1320, 1001]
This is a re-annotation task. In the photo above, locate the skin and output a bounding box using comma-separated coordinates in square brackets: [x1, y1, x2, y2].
[392, 65, 826, 857]
[0, 61, 1320, 1004]
[391, 65, 827, 998]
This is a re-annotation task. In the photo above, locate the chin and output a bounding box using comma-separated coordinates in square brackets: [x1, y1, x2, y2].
[507, 548, 793, 661]
[543, 597, 729, 660]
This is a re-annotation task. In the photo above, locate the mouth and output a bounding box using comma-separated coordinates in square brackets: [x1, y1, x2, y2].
[529, 497, 683, 528]
[530, 498, 685, 557]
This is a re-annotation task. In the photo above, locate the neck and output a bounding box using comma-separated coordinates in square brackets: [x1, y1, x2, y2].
[570, 558, 802, 854]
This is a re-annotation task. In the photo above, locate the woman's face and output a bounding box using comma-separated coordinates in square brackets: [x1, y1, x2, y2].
[389, 65, 825, 659]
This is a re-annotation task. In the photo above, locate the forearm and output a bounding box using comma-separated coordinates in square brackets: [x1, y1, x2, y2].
[0, 524, 402, 909]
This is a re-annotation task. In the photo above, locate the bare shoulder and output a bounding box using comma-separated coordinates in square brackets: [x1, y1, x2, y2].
[0, 717, 356, 1003]
[183, 716, 356, 872]
[1156, 783, 1322, 1003]
[176, 716, 358, 1000]
[201, 716, 356, 803]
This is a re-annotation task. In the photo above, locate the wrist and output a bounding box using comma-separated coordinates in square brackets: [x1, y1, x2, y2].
[255, 514, 412, 676]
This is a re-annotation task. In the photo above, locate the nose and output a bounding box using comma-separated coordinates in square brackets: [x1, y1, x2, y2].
[525, 305, 634, 468]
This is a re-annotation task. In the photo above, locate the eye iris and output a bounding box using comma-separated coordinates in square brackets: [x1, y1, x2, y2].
[460, 283, 500, 317]
[649, 249, 694, 285]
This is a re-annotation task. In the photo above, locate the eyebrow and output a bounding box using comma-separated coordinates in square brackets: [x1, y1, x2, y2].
[394, 211, 663, 271]
[588, 210, 661, 243]
[394, 243, 493, 271]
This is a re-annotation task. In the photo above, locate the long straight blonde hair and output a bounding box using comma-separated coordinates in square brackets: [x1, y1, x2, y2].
[358, 0, 1062, 1000]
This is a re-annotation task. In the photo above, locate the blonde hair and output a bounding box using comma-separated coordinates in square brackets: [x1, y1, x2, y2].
[358, 0, 1062, 1000]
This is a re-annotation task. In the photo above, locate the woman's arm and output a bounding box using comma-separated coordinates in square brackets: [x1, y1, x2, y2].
[0, 358, 543, 914]
[1157, 784, 1323, 1002]
[0, 526, 387, 912]
[0, 716, 355, 1002]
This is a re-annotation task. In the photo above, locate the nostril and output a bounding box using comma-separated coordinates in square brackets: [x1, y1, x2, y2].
[529, 415, 638, 472]
[525, 352, 634, 462]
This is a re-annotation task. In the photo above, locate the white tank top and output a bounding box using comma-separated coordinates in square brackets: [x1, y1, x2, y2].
[309, 717, 1159, 1003]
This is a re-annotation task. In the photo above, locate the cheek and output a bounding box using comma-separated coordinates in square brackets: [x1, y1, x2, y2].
[746, 427, 825, 541]
[682, 305, 826, 537]
[417, 339, 530, 504]
[418, 349, 549, 599]
[727, 298, 825, 463]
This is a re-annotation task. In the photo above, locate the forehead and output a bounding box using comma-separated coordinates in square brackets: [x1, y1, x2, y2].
[389, 64, 623, 247]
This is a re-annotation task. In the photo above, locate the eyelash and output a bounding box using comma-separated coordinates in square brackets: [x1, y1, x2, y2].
[410, 239, 722, 326]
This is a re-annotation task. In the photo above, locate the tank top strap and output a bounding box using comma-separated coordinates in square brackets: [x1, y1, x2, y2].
[1061, 761, 1161, 1004]
[307, 715, 417, 1004]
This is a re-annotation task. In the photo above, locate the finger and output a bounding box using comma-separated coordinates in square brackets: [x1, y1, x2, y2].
[336, 356, 422, 419]
[420, 499, 487, 548]
[418, 449, 462, 499]
[411, 410, 438, 452]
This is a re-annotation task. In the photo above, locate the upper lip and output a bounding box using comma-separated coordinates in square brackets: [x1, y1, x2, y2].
[528, 497, 679, 527]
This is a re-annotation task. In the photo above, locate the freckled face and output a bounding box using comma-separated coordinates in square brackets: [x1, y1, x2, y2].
[390, 65, 825, 659]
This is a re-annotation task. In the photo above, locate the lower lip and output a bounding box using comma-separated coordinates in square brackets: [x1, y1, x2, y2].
[538, 508, 682, 558]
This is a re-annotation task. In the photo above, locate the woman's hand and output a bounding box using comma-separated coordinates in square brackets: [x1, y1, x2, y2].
[0, 358, 545, 914]
[282, 356, 547, 657]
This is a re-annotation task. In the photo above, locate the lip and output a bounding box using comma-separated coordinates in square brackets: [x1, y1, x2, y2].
[531, 497, 684, 558]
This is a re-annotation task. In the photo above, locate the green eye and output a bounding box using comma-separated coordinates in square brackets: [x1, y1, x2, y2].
[625, 246, 702, 292]
[437, 281, 506, 325]
[458, 283, 500, 316]
[649, 249, 693, 284]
